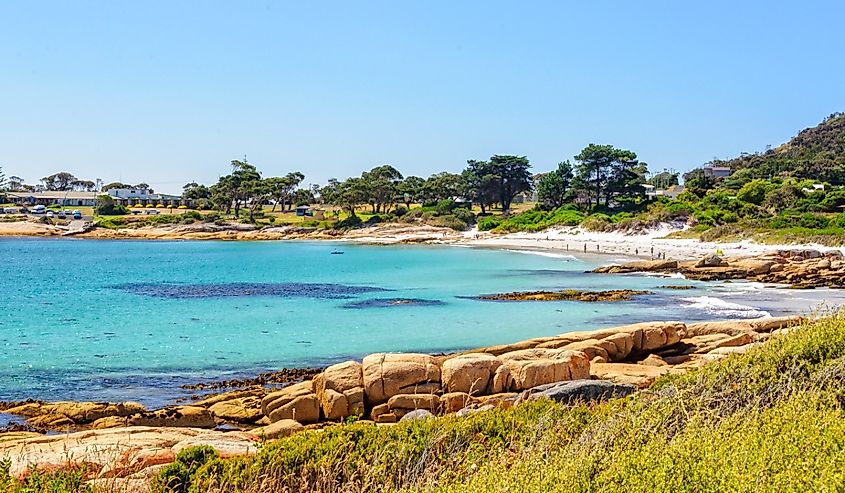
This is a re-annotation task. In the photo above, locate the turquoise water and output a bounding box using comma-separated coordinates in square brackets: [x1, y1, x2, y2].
[1, 238, 841, 406]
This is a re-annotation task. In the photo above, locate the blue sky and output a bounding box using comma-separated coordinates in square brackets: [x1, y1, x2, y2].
[1, 1, 843, 194]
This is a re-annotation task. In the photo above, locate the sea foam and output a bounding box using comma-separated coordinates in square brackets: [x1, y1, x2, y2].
[680, 296, 771, 318]
[504, 249, 577, 260]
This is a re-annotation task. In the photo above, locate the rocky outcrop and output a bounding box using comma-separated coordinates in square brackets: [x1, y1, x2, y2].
[475, 289, 651, 302]
[2, 316, 806, 439]
[593, 249, 845, 288]
[124, 406, 216, 429]
[244, 316, 801, 426]
[517, 380, 636, 404]
[0, 426, 258, 482]
[593, 259, 678, 274]
[2, 401, 146, 427]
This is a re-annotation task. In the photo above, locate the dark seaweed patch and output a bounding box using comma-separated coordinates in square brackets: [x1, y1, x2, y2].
[113, 282, 390, 299]
[342, 298, 445, 309]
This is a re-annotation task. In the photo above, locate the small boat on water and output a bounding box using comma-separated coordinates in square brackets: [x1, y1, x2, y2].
[330, 250, 345, 255]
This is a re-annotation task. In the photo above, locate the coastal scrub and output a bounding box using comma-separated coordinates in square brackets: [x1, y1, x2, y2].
[163, 313, 845, 492]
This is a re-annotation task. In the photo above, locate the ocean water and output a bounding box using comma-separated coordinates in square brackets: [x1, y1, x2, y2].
[1, 238, 842, 406]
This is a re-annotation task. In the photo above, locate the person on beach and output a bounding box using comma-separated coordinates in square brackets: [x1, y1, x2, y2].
[584, 244, 587, 253]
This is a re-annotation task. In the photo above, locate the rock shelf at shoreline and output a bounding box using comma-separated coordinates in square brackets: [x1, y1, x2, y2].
[593, 249, 845, 288]
[474, 289, 651, 302]
[0, 314, 804, 486]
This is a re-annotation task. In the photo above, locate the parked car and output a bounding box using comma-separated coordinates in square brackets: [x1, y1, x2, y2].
[19, 207, 29, 214]
[131, 209, 143, 215]
[57, 211, 67, 219]
[145, 209, 160, 215]
[46, 211, 54, 218]
[31, 205, 46, 214]
[72, 210, 82, 219]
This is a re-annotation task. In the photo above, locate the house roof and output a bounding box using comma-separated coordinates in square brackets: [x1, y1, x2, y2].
[7, 191, 99, 200]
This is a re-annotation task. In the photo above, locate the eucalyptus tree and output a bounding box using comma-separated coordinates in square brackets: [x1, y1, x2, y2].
[397, 176, 425, 209]
[573, 145, 643, 208]
[649, 170, 679, 190]
[324, 177, 369, 216]
[41, 172, 78, 191]
[362, 165, 403, 213]
[487, 155, 532, 214]
[462, 160, 498, 214]
[422, 172, 465, 203]
[537, 161, 574, 209]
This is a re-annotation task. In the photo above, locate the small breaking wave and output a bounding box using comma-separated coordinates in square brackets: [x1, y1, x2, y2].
[640, 271, 687, 279]
[680, 296, 770, 318]
[504, 249, 577, 260]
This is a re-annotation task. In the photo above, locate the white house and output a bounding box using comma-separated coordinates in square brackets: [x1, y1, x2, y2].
[7, 191, 98, 207]
[703, 166, 732, 178]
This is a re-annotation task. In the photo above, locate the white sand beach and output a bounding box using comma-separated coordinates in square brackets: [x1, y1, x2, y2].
[456, 225, 844, 261]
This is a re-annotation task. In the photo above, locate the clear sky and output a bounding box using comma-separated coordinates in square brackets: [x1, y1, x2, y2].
[1, 1, 844, 194]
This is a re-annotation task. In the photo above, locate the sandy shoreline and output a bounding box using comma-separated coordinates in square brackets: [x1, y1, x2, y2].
[2, 219, 842, 261]
[456, 225, 844, 261]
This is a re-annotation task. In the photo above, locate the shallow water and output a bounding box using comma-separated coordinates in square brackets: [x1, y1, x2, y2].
[1, 238, 842, 406]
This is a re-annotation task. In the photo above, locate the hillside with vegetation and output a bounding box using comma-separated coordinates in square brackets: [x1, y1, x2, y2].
[710, 112, 845, 184]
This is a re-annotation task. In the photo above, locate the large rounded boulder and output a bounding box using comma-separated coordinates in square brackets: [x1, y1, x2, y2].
[362, 353, 441, 405]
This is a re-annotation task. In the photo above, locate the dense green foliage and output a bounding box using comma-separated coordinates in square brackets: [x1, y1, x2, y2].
[96, 211, 217, 229]
[481, 207, 584, 232]
[536, 161, 574, 208]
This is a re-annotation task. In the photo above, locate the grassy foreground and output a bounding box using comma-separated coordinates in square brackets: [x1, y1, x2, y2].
[5, 314, 845, 492]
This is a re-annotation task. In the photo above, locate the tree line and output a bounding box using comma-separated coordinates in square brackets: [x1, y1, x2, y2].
[3, 143, 678, 220]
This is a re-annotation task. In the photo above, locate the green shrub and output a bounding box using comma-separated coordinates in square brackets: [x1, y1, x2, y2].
[429, 214, 469, 231]
[581, 213, 611, 231]
[335, 214, 363, 229]
[95, 202, 129, 216]
[155, 446, 219, 493]
[491, 207, 585, 233]
[95, 217, 127, 229]
[478, 216, 503, 231]
[364, 214, 385, 225]
[435, 199, 457, 215]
